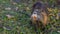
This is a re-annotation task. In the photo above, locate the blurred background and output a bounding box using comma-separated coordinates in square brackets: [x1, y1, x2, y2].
[0, 0, 60, 34]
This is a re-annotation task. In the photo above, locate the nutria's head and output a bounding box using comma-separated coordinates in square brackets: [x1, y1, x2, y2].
[31, 2, 44, 21]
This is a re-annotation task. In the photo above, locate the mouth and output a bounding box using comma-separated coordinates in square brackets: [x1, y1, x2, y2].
[31, 14, 37, 20]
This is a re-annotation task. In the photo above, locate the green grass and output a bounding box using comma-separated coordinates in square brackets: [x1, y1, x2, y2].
[0, 0, 60, 34]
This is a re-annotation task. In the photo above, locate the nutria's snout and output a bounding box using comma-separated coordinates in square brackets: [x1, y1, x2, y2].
[31, 14, 37, 21]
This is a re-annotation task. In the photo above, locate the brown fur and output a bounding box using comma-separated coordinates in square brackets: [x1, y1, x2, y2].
[31, 2, 49, 31]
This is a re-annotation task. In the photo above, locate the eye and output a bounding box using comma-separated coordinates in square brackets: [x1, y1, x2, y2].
[34, 13, 37, 14]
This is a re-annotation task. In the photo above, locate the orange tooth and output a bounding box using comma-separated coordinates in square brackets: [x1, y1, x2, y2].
[33, 16, 37, 20]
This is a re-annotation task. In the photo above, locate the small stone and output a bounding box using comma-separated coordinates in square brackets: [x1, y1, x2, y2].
[6, 14, 14, 19]
[57, 31, 60, 33]
[5, 7, 11, 10]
